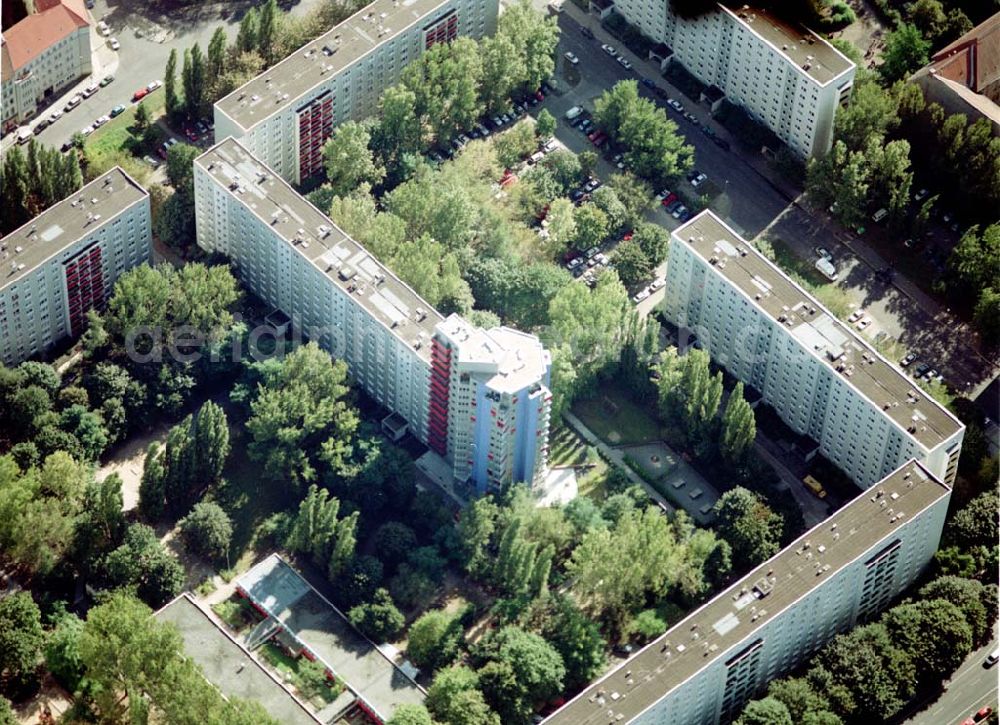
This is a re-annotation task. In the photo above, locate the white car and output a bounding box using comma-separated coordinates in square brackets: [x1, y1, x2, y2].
[633, 288, 651, 303]
[690, 172, 707, 187]
[93, 115, 110, 127]
[97, 20, 110, 37]
[667, 99, 684, 112]
[147, 79, 162, 91]
[80, 125, 94, 136]
[617, 56, 633, 70]
[81, 83, 98, 98]
[649, 278, 665, 291]
[564, 51, 579, 65]
[109, 37, 120, 51]
[856, 317, 873, 331]
[49, 109, 63, 123]
[847, 309, 864, 323]
[601, 44, 617, 56]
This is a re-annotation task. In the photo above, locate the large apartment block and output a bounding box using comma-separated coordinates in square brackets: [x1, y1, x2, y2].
[1, 0, 92, 132]
[663, 211, 964, 489]
[545, 459, 951, 725]
[0, 168, 151, 366]
[213, 0, 499, 185]
[194, 138, 550, 493]
[611, 1, 855, 157]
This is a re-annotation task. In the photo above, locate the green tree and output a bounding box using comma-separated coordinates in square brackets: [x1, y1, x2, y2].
[475, 626, 565, 724]
[613, 239, 653, 287]
[373, 85, 424, 170]
[257, 0, 279, 63]
[607, 172, 653, 227]
[73, 472, 127, 572]
[573, 203, 609, 251]
[44, 611, 85, 691]
[407, 608, 464, 672]
[387, 704, 436, 725]
[192, 400, 229, 484]
[767, 677, 834, 722]
[244, 343, 359, 486]
[974, 287, 1000, 348]
[286, 484, 350, 568]
[736, 697, 793, 725]
[540, 596, 606, 689]
[133, 101, 151, 138]
[880, 24, 931, 84]
[206, 27, 227, 85]
[626, 609, 667, 642]
[949, 224, 1000, 292]
[721, 382, 756, 464]
[496, 0, 559, 91]
[813, 622, 915, 722]
[401, 38, 483, 141]
[166, 142, 201, 197]
[713, 487, 782, 571]
[179, 501, 233, 563]
[883, 598, 973, 684]
[323, 120, 385, 192]
[833, 77, 899, 152]
[535, 108, 556, 139]
[456, 495, 499, 577]
[479, 34, 524, 115]
[347, 588, 405, 642]
[373, 521, 418, 571]
[102, 524, 185, 607]
[426, 666, 500, 725]
[0, 592, 43, 688]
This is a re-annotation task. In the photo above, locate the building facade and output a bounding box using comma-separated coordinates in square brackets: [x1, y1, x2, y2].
[1, 0, 92, 132]
[610, 1, 855, 157]
[0, 168, 151, 366]
[663, 211, 964, 489]
[194, 138, 550, 493]
[213, 0, 498, 185]
[544, 459, 951, 725]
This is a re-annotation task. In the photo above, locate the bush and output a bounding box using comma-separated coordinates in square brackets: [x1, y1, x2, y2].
[347, 589, 405, 642]
[178, 501, 233, 564]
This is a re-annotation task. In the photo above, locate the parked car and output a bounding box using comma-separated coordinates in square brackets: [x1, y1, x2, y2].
[633, 288, 651, 303]
[80, 125, 94, 137]
[100, 74, 114, 87]
[672, 204, 688, 219]
[93, 115, 110, 128]
[581, 27, 595, 39]
[872, 208, 888, 223]
[815, 246, 833, 261]
[33, 119, 50, 134]
[856, 317, 872, 331]
[664, 199, 682, 213]
[985, 649, 999, 667]
[147, 80, 163, 91]
[60, 141, 74, 153]
[899, 352, 917, 367]
[132, 88, 149, 102]
[49, 109, 63, 123]
[667, 98, 684, 112]
[690, 172, 707, 187]
[109, 37, 120, 51]
[712, 136, 731, 151]
[81, 82, 98, 98]
[912, 362, 931, 378]
[97, 20, 110, 36]
[616, 56, 633, 70]
[649, 278, 665, 291]
[641, 78, 655, 89]
[564, 51, 579, 65]
[158, 137, 178, 158]
[913, 188, 929, 202]
[565, 106, 584, 121]
[601, 44, 616, 55]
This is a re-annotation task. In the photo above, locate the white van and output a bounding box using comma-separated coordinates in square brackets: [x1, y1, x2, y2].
[872, 208, 888, 223]
[564, 106, 583, 121]
[16, 127, 33, 144]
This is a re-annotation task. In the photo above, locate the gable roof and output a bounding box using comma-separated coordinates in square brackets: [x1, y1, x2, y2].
[1, 0, 89, 74]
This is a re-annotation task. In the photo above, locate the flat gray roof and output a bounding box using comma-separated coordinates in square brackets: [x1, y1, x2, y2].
[0, 167, 148, 292]
[236, 554, 426, 721]
[155, 594, 319, 725]
[196, 138, 444, 362]
[215, 0, 453, 132]
[545, 459, 949, 725]
[722, 4, 854, 86]
[673, 211, 962, 450]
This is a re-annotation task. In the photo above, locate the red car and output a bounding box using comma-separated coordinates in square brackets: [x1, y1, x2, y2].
[591, 132, 607, 147]
[622, 230, 634, 241]
[132, 88, 149, 102]
[661, 193, 678, 206]
[976, 707, 993, 721]
[534, 90, 544, 101]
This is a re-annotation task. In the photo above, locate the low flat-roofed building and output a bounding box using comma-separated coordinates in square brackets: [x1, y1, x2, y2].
[0, 166, 151, 366]
[155, 594, 320, 725]
[235, 554, 426, 723]
[214, 0, 498, 183]
[544, 459, 951, 725]
[664, 210, 964, 489]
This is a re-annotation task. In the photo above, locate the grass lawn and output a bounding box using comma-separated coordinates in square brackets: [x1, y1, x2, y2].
[83, 88, 166, 182]
[759, 235, 851, 319]
[572, 384, 664, 446]
[258, 642, 344, 705]
[549, 424, 592, 467]
[211, 595, 258, 633]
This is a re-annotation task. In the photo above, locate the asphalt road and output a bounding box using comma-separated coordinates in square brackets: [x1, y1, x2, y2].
[905, 629, 998, 725]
